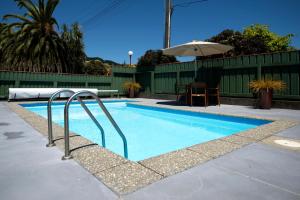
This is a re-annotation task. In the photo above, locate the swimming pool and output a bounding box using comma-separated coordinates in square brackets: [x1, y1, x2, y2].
[23, 101, 270, 161]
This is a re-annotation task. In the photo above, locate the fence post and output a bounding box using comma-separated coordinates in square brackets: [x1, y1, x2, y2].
[150, 71, 155, 94]
[176, 71, 180, 84]
[257, 64, 262, 80]
[111, 72, 115, 90]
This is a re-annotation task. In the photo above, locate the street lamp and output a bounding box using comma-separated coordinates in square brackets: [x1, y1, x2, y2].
[128, 51, 133, 66]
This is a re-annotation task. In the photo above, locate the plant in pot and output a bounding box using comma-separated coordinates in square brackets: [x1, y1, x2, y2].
[249, 80, 286, 109]
[123, 82, 141, 98]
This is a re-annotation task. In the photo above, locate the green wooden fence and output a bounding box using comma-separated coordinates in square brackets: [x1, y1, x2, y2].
[0, 66, 136, 98]
[136, 50, 300, 100]
[1, 51, 299, 100]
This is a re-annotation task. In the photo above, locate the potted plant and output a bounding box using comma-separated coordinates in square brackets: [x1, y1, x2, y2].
[123, 81, 141, 98]
[249, 80, 286, 109]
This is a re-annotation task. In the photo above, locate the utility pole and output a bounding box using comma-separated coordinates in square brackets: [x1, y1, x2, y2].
[163, 0, 208, 49]
[163, 0, 172, 48]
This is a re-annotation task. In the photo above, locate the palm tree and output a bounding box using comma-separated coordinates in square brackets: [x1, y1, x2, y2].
[0, 23, 14, 70]
[61, 23, 86, 73]
[2, 0, 67, 73]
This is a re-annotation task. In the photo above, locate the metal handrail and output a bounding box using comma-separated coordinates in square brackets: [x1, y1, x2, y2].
[47, 89, 75, 147]
[62, 90, 128, 160]
[76, 97, 106, 148]
[47, 89, 106, 148]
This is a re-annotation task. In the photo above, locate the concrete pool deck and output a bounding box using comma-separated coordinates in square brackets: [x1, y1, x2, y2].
[1, 98, 300, 199]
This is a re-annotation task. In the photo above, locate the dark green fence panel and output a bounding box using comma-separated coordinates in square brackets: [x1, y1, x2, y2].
[88, 82, 111, 90]
[288, 66, 300, 97]
[112, 73, 134, 95]
[111, 66, 136, 94]
[20, 81, 53, 88]
[136, 72, 151, 94]
[179, 71, 194, 85]
[0, 80, 15, 98]
[154, 72, 177, 94]
[0, 67, 135, 98]
[259, 65, 300, 99]
[57, 82, 86, 88]
[147, 50, 300, 100]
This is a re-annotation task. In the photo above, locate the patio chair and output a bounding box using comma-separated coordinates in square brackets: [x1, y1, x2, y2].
[186, 82, 208, 107]
[207, 84, 220, 106]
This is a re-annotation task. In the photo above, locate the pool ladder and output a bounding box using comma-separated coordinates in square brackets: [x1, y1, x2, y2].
[47, 89, 128, 159]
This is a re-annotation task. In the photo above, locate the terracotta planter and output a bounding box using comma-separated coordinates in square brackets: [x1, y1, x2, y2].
[259, 89, 273, 109]
[128, 88, 135, 98]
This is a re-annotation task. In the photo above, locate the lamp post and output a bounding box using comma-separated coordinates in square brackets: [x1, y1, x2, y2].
[128, 51, 133, 66]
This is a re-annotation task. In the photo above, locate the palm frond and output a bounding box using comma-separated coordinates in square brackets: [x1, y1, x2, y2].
[16, 0, 40, 21]
[3, 14, 32, 23]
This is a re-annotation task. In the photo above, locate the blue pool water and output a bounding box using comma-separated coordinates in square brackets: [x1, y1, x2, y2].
[23, 101, 270, 161]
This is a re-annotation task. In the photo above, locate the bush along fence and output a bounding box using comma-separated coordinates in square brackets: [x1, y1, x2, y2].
[0, 50, 299, 100]
[0, 66, 136, 98]
[136, 50, 300, 100]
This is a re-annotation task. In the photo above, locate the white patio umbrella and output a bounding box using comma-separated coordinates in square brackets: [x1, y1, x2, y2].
[162, 40, 234, 78]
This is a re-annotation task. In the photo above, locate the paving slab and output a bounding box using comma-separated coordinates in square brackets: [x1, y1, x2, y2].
[210, 143, 300, 196]
[124, 156, 300, 200]
[124, 143, 300, 200]
[276, 125, 300, 140]
[0, 103, 118, 200]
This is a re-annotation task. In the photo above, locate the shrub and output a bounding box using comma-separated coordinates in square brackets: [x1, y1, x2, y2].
[123, 82, 141, 91]
[249, 80, 286, 93]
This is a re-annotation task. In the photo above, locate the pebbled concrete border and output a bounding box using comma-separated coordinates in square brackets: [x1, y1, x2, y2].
[6, 100, 299, 195]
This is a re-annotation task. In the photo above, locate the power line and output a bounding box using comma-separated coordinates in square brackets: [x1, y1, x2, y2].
[173, 0, 208, 8]
[69, 0, 103, 23]
[81, 0, 122, 25]
[81, 0, 127, 28]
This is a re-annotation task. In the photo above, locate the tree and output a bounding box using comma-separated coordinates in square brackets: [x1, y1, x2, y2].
[83, 60, 111, 76]
[137, 50, 177, 67]
[1, 0, 67, 72]
[206, 24, 294, 57]
[207, 29, 243, 56]
[242, 24, 294, 54]
[0, 23, 8, 69]
[0, 22, 20, 70]
[61, 23, 86, 74]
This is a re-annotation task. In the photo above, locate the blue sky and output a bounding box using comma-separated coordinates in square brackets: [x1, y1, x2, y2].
[1, 0, 300, 64]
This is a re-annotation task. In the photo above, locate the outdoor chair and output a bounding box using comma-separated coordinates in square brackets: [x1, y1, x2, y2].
[207, 84, 220, 106]
[186, 82, 208, 106]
